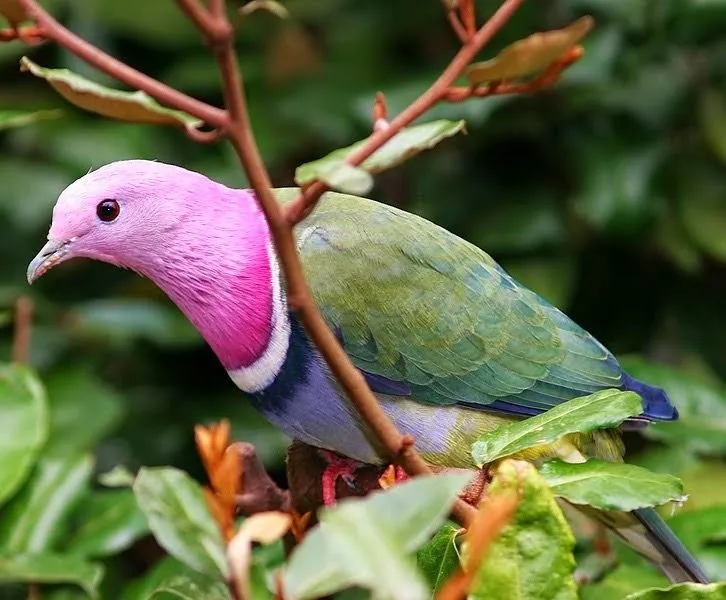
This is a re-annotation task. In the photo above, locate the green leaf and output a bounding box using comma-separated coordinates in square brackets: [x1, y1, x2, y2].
[626, 582, 726, 599]
[699, 89, 726, 167]
[416, 523, 461, 596]
[121, 556, 191, 600]
[66, 489, 149, 558]
[314, 162, 374, 196]
[69, 299, 201, 349]
[133, 467, 228, 578]
[667, 505, 726, 580]
[471, 389, 642, 466]
[580, 564, 670, 600]
[294, 120, 466, 188]
[20, 57, 202, 128]
[43, 365, 125, 456]
[539, 459, 684, 511]
[0, 454, 94, 553]
[149, 573, 230, 599]
[620, 356, 726, 455]
[469, 460, 577, 600]
[0, 553, 104, 599]
[98, 465, 136, 488]
[0, 364, 48, 507]
[0, 109, 63, 131]
[284, 472, 470, 600]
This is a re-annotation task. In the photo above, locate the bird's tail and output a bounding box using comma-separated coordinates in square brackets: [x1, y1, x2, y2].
[586, 505, 708, 584]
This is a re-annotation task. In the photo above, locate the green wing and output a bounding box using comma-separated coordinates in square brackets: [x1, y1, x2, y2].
[280, 189, 623, 415]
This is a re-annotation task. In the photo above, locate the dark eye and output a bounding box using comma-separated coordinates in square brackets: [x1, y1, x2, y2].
[96, 199, 120, 222]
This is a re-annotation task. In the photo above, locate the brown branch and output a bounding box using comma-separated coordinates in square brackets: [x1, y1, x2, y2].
[16, 0, 227, 128]
[283, 0, 526, 225]
[176, 0, 480, 530]
[12, 296, 33, 364]
[445, 11, 469, 44]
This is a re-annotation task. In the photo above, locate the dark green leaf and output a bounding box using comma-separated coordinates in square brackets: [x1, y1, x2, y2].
[121, 556, 191, 600]
[149, 573, 230, 599]
[43, 365, 125, 456]
[133, 467, 227, 578]
[0, 553, 103, 599]
[0, 454, 94, 553]
[294, 120, 466, 189]
[626, 582, 726, 599]
[0, 364, 48, 507]
[416, 523, 460, 596]
[471, 389, 642, 466]
[66, 489, 149, 558]
[699, 89, 726, 166]
[539, 459, 684, 511]
[620, 356, 726, 455]
[284, 472, 470, 600]
[0, 109, 63, 131]
[469, 460, 577, 600]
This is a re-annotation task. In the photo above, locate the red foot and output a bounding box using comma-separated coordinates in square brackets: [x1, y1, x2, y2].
[320, 451, 362, 506]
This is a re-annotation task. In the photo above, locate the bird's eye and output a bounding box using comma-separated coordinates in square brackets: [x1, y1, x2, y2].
[96, 199, 120, 222]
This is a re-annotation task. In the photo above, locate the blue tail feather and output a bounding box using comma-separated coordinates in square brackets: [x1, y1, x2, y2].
[620, 373, 679, 421]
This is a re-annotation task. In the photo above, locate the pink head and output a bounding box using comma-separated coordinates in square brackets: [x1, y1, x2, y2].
[28, 160, 277, 372]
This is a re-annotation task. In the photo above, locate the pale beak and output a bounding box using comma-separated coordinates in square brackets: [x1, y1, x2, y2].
[27, 239, 71, 284]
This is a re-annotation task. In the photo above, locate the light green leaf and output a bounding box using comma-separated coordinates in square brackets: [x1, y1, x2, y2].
[539, 459, 684, 511]
[284, 472, 470, 600]
[0, 109, 63, 131]
[66, 489, 149, 558]
[471, 389, 642, 466]
[43, 365, 125, 456]
[315, 162, 374, 196]
[699, 89, 726, 167]
[98, 465, 136, 488]
[0, 364, 48, 507]
[626, 582, 726, 599]
[133, 467, 228, 578]
[416, 523, 461, 596]
[620, 356, 726, 455]
[469, 460, 577, 600]
[294, 120, 466, 187]
[0, 553, 103, 599]
[20, 57, 202, 128]
[0, 454, 94, 553]
[149, 573, 231, 599]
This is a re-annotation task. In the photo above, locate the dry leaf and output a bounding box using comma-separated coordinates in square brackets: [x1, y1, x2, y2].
[240, 0, 289, 19]
[0, 0, 27, 26]
[466, 15, 594, 85]
[267, 24, 321, 83]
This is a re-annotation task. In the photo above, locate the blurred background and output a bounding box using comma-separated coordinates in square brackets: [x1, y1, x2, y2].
[2, 0, 726, 582]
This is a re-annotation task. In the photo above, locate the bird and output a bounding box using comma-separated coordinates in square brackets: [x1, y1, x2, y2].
[27, 159, 706, 584]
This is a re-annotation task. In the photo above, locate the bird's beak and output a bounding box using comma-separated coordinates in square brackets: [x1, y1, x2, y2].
[27, 239, 71, 284]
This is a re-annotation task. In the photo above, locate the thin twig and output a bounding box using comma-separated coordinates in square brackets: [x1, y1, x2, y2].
[12, 296, 33, 364]
[283, 0, 526, 225]
[16, 0, 227, 127]
[446, 11, 469, 44]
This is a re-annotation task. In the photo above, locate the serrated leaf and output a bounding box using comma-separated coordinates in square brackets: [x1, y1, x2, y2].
[43, 365, 125, 456]
[465, 16, 594, 84]
[150, 573, 231, 599]
[469, 460, 577, 600]
[0, 109, 63, 131]
[0, 364, 48, 507]
[284, 472, 470, 600]
[620, 356, 726, 455]
[294, 120, 466, 188]
[66, 489, 149, 558]
[539, 459, 684, 511]
[471, 389, 642, 466]
[416, 523, 461, 596]
[20, 57, 201, 128]
[0, 0, 26, 25]
[625, 582, 726, 599]
[133, 467, 228, 578]
[0, 553, 103, 599]
[0, 454, 94, 553]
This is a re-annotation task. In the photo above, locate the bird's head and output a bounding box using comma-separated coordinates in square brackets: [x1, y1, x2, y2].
[27, 159, 226, 284]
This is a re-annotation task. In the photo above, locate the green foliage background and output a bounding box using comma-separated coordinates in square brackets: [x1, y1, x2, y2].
[2, 0, 726, 598]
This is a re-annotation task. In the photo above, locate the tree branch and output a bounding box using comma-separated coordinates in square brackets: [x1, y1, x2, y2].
[16, 0, 227, 128]
[12, 296, 33, 364]
[283, 0, 526, 225]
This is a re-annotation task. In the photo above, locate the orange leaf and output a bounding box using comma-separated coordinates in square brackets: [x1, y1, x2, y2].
[465, 16, 594, 84]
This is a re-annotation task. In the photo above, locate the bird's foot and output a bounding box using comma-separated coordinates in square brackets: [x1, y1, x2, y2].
[319, 450, 364, 506]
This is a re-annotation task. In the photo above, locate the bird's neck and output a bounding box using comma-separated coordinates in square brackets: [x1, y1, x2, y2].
[144, 189, 290, 393]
